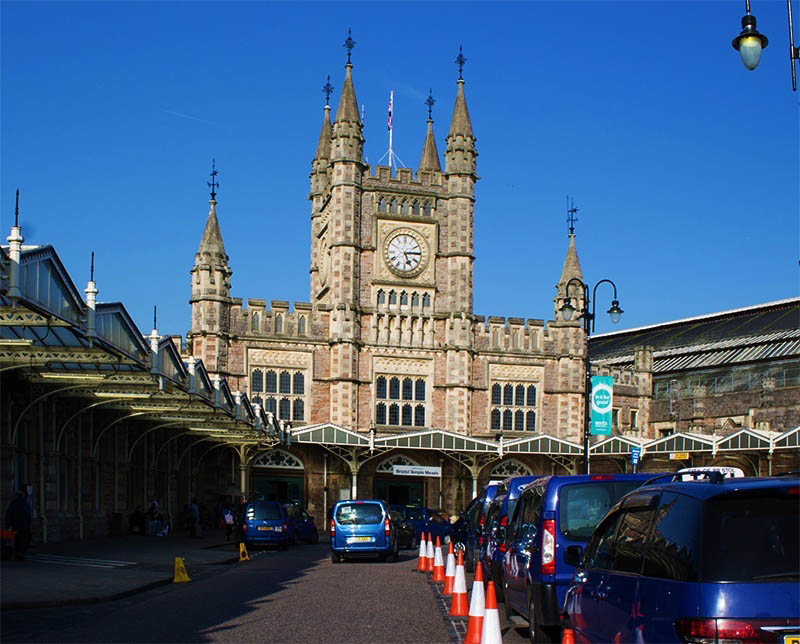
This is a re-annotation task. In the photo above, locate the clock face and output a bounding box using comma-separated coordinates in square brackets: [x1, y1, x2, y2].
[387, 233, 422, 273]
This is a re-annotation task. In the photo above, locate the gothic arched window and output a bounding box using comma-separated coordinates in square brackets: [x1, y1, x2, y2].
[293, 372, 304, 395]
[292, 398, 304, 421]
[414, 404, 425, 427]
[422, 293, 431, 308]
[503, 384, 514, 405]
[279, 398, 290, 420]
[388, 403, 400, 425]
[251, 369, 264, 393]
[415, 379, 425, 401]
[377, 289, 385, 305]
[279, 370, 291, 394]
[491, 384, 502, 405]
[275, 314, 283, 334]
[515, 385, 525, 406]
[251, 312, 260, 333]
[389, 290, 397, 305]
[503, 409, 513, 431]
[265, 397, 277, 414]
[401, 200, 409, 215]
[265, 370, 277, 393]
[376, 376, 387, 399]
[298, 316, 306, 334]
[402, 404, 412, 426]
[402, 378, 413, 400]
[515, 410, 524, 431]
[411, 292, 420, 307]
[423, 201, 432, 216]
[491, 409, 501, 430]
[412, 200, 420, 215]
[378, 197, 387, 212]
[376, 403, 387, 425]
[400, 291, 408, 306]
[389, 198, 397, 213]
[527, 386, 537, 406]
[389, 377, 400, 400]
[526, 411, 536, 431]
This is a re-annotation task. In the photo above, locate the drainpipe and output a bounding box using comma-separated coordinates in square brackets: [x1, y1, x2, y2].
[323, 453, 328, 523]
[78, 416, 83, 540]
[438, 457, 443, 509]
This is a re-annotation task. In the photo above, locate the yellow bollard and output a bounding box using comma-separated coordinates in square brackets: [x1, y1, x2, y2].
[239, 542, 250, 562]
[173, 556, 191, 583]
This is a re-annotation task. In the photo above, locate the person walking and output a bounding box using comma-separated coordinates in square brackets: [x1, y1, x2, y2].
[5, 485, 32, 560]
[221, 504, 235, 541]
[189, 498, 202, 538]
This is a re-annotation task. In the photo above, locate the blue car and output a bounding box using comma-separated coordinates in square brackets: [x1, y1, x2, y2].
[284, 504, 319, 544]
[503, 473, 659, 641]
[390, 505, 451, 546]
[330, 499, 398, 563]
[242, 501, 291, 549]
[463, 481, 502, 573]
[562, 474, 800, 643]
[480, 475, 542, 602]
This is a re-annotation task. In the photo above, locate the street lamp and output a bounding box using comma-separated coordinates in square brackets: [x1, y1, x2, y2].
[732, 0, 800, 90]
[560, 278, 623, 474]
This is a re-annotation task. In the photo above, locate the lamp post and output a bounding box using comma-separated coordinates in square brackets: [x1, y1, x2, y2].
[560, 278, 624, 474]
[732, 0, 800, 90]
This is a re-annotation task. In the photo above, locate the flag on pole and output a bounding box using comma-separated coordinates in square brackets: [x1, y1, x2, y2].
[387, 91, 393, 131]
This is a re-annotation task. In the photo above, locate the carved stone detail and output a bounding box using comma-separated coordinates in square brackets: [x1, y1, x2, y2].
[249, 349, 312, 368]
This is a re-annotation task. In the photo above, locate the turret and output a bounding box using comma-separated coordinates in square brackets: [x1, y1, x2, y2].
[418, 90, 441, 172]
[553, 204, 585, 321]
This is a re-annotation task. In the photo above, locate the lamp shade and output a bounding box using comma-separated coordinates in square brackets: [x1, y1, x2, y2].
[607, 300, 623, 324]
[732, 14, 768, 71]
[560, 298, 576, 321]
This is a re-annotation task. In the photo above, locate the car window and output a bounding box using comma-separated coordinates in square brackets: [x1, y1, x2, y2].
[701, 491, 799, 583]
[559, 481, 644, 542]
[248, 503, 282, 521]
[405, 507, 424, 521]
[335, 503, 384, 525]
[643, 492, 701, 582]
[584, 510, 624, 571]
[611, 505, 655, 574]
[514, 486, 543, 540]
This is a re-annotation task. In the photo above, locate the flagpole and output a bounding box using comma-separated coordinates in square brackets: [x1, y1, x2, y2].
[388, 90, 393, 171]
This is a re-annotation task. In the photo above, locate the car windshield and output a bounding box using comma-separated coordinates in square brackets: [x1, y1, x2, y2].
[404, 507, 424, 521]
[335, 503, 384, 525]
[559, 481, 644, 541]
[702, 491, 800, 582]
[247, 504, 281, 521]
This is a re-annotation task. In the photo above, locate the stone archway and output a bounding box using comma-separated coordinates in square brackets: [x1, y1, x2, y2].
[374, 454, 424, 506]
[251, 449, 305, 504]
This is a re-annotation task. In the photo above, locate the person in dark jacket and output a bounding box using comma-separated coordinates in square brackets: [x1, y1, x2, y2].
[5, 486, 32, 560]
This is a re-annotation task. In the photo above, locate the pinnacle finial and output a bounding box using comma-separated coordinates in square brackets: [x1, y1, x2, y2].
[90, 251, 95, 281]
[208, 159, 219, 201]
[426, 89, 436, 120]
[14, 189, 19, 227]
[323, 75, 334, 106]
[344, 28, 355, 64]
[567, 196, 579, 235]
[153, 305, 157, 331]
[455, 45, 467, 80]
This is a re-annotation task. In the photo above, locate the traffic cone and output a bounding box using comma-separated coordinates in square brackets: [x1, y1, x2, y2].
[425, 532, 434, 573]
[480, 580, 503, 644]
[416, 532, 427, 571]
[463, 560, 485, 644]
[239, 542, 250, 562]
[173, 556, 191, 583]
[443, 541, 456, 595]
[448, 550, 469, 617]
[562, 627, 576, 644]
[432, 536, 445, 582]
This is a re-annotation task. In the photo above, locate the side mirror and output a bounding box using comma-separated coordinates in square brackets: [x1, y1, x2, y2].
[564, 545, 583, 567]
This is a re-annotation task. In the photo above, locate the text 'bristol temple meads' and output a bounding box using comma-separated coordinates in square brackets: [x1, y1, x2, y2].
[186, 38, 650, 510]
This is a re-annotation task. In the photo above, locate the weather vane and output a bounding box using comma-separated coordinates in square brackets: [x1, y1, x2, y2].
[323, 75, 334, 106]
[14, 189, 19, 227]
[455, 45, 467, 80]
[344, 28, 355, 64]
[90, 251, 95, 281]
[208, 158, 219, 200]
[426, 89, 435, 120]
[567, 197, 579, 235]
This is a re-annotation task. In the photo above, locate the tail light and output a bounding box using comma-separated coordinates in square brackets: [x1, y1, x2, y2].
[499, 516, 508, 527]
[479, 536, 484, 546]
[330, 518, 335, 537]
[384, 518, 391, 536]
[242, 523, 247, 533]
[589, 475, 613, 480]
[498, 515, 509, 552]
[541, 518, 555, 575]
[282, 523, 288, 533]
[674, 617, 798, 643]
[479, 515, 485, 527]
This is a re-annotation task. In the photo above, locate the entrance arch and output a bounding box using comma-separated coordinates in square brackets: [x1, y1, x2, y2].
[489, 458, 532, 479]
[251, 449, 305, 504]
[374, 454, 424, 506]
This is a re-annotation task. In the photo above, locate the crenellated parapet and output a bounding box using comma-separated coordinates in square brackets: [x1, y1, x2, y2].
[234, 299, 317, 340]
[474, 316, 547, 354]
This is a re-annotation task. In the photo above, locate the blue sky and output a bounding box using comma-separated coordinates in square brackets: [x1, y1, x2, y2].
[2, 1, 798, 338]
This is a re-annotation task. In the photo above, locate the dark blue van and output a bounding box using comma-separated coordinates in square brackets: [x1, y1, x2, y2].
[242, 500, 291, 549]
[480, 475, 542, 601]
[463, 481, 502, 573]
[502, 473, 658, 641]
[562, 474, 800, 643]
[329, 499, 398, 563]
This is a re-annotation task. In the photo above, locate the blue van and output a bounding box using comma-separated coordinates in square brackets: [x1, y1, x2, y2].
[562, 474, 800, 643]
[503, 473, 658, 641]
[329, 499, 398, 563]
[242, 500, 291, 549]
[463, 481, 502, 573]
[480, 475, 542, 601]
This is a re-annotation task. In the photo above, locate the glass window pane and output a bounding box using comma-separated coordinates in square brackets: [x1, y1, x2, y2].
[515, 385, 525, 406]
[414, 405, 425, 427]
[643, 492, 702, 581]
[613, 507, 655, 574]
[251, 369, 263, 392]
[293, 372, 304, 394]
[411, 292, 419, 307]
[423, 293, 431, 308]
[292, 399, 304, 421]
[279, 371, 291, 394]
[491, 409, 501, 430]
[377, 290, 385, 305]
[265, 371, 277, 393]
[279, 398, 290, 420]
[527, 386, 536, 406]
[376, 376, 387, 399]
[389, 290, 397, 304]
[504, 384, 514, 405]
[503, 410, 513, 430]
[402, 378, 413, 400]
[389, 404, 399, 425]
[402, 404, 412, 426]
[526, 411, 536, 431]
[415, 379, 425, 401]
[298, 317, 306, 334]
[265, 397, 277, 414]
[275, 315, 283, 334]
[491, 384, 502, 405]
[400, 291, 408, 305]
[376, 403, 386, 425]
[389, 377, 400, 400]
[514, 410, 524, 430]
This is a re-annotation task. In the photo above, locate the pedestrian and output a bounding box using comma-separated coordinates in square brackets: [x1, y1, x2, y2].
[221, 504, 235, 541]
[233, 496, 247, 544]
[189, 497, 202, 538]
[5, 485, 32, 560]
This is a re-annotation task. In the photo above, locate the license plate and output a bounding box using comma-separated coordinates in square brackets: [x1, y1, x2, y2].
[257, 526, 273, 531]
[783, 635, 800, 644]
[347, 536, 373, 543]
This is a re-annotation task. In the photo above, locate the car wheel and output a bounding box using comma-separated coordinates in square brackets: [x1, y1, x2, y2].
[330, 551, 341, 563]
[389, 541, 399, 562]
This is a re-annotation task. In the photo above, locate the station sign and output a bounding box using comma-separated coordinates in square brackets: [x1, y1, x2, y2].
[630, 447, 641, 465]
[669, 452, 690, 460]
[393, 465, 441, 477]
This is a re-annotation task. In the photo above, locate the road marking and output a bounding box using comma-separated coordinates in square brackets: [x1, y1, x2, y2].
[27, 554, 136, 568]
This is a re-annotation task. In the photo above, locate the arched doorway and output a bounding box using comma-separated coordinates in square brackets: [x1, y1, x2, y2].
[251, 449, 305, 504]
[374, 454, 424, 506]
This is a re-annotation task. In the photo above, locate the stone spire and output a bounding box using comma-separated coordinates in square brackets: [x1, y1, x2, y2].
[419, 90, 441, 172]
[554, 233, 585, 320]
[447, 80, 474, 139]
[196, 198, 228, 267]
[314, 104, 332, 163]
[445, 72, 476, 175]
[334, 63, 360, 125]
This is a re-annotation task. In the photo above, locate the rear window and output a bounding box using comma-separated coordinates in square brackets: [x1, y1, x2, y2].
[247, 503, 282, 521]
[335, 503, 384, 525]
[702, 492, 800, 582]
[559, 481, 645, 541]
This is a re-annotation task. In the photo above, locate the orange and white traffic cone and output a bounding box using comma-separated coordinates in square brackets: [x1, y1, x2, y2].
[448, 550, 469, 617]
[480, 580, 503, 644]
[416, 532, 427, 571]
[432, 536, 445, 582]
[425, 532, 435, 573]
[463, 559, 485, 644]
[443, 541, 456, 595]
[562, 626, 576, 644]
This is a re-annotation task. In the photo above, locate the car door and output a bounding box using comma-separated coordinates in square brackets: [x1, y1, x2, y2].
[506, 486, 542, 615]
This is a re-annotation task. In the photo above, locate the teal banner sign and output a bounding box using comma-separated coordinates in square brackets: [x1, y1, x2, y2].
[590, 376, 614, 436]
